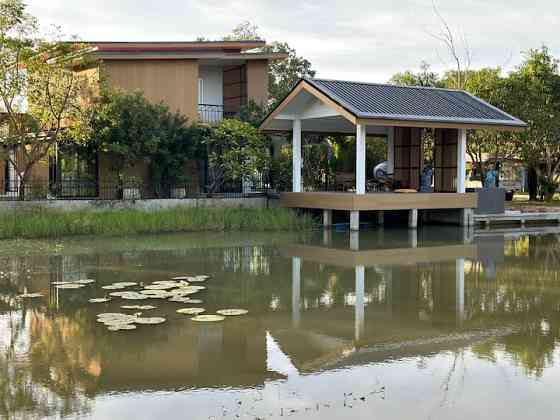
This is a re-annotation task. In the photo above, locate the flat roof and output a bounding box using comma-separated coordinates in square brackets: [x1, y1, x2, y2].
[260, 78, 527, 132]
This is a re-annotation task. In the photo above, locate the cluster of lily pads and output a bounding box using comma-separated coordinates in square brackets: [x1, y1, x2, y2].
[18, 274, 249, 332]
[89, 275, 249, 331]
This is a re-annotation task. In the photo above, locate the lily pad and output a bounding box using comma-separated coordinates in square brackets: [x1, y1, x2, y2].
[89, 298, 111, 303]
[216, 309, 249, 316]
[76, 279, 96, 285]
[168, 296, 199, 303]
[134, 316, 166, 325]
[18, 293, 44, 299]
[120, 292, 149, 300]
[171, 276, 189, 280]
[121, 305, 157, 310]
[102, 284, 126, 290]
[144, 284, 177, 290]
[107, 324, 137, 331]
[190, 275, 210, 283]
[191, 314, 225, 322]
[177, 308, 206, 315]
[112, 282, 138, 287]
[51, 281, 72, 286]
[56, 283, 86, 289]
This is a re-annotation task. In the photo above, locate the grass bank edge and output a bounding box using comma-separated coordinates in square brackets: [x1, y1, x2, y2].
[0, 207, 315, 239]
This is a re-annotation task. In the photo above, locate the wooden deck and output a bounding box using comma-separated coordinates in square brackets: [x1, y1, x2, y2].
[280, 192, 478, 211]
[475, 211, 560, 227]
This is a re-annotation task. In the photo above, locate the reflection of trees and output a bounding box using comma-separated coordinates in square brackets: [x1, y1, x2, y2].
[467, 234, 560, 377]
[0, 310, 93, 419]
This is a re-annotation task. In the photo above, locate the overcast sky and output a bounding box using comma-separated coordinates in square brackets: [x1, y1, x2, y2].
[27, 0, 559, 82]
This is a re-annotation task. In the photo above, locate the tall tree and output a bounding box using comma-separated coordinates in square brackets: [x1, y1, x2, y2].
[507, 47, 560, 200]
[0, 0, 95, 197]
[389, 61, 441, 87]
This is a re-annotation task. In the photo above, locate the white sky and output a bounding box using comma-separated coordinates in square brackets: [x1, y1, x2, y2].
[27, 0, 560, 83]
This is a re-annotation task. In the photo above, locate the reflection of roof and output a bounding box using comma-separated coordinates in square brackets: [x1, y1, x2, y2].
[305, 78, 526, 129]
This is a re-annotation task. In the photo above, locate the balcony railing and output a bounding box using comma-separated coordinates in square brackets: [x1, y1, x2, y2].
[198, 104, 237, 125]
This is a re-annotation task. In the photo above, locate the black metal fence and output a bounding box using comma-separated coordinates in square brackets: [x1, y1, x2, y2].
[0, 176, 273, 201]
[197, 104, 238, 125]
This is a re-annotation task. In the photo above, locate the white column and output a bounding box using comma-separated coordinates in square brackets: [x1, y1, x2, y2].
[292, 257, 301, 328]
[292, 119, 302, 193]
[350, 231, 360, 251]
[323, 209, 333, 227]
[355, 265, 365, 342]
[350, 211, 360, 231]
[457, 129, 466, 193]
[456, 258, 465, 324]
[408, 208, 418, 229]
[387, 127, 395, 175]
[356, 123, 366, 195]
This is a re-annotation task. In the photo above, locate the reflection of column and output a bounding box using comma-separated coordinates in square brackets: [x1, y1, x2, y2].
[456, 258, 465, 324]
[292, 257, 301, 328]
[355, 265, 365, 342]
[322, 228, 332, 246]
[350, 231, 360, 251]
[384, 267, 393, 317]
[408, 228, 418, 248]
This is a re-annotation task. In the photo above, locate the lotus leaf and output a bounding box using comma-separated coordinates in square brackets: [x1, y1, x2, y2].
[216, 309, 249, 316]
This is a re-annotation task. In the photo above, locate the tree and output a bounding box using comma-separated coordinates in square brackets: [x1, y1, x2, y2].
[204, 119, 270, 193]
[0, 0, 95, 197]
[222, 21, 262, 41]
[458, 68, 517, 183]
[263, 42, 316, 106]
[506, 47, 560, 200]
[91, 89, 203, 186]
[389, 61, 442, 87]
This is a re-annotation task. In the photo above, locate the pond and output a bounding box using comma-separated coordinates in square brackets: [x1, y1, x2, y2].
[2, 227, 560, 419]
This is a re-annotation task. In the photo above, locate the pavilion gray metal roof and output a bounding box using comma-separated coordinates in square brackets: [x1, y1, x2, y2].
[304, 78, 526, 128]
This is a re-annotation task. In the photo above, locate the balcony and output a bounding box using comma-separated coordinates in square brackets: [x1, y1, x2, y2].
[198, 104, 237, 125]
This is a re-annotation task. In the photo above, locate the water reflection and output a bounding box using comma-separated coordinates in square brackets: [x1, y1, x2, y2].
[2, 229, 560, 419]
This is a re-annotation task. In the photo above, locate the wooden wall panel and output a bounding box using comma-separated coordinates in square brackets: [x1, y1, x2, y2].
[223, 65, 247, 116]
[434, 128, 458, 192]
[393, 127, 422, 190]
[246, 60, 268, 107]
[104, 59, 199, 121]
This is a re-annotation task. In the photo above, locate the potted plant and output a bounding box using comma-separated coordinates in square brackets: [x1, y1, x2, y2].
[171, 175, 189, 199]
[122, 176, 142, 200]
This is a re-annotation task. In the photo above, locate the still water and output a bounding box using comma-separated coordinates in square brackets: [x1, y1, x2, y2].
[1, 227, 560, 420]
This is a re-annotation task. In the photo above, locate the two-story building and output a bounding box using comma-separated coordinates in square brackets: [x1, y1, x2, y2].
[1, 40, 286, 198]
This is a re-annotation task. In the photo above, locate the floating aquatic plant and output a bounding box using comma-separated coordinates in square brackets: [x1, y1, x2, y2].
[134, 317, 166, 325]
[89, 298, 111, 303]
[56, 283, 86, 289]
[121, 305, 157, 310]
[191, 314, 225, 322]
[216, 309, 249, 316]
[176, 308, 206, 315]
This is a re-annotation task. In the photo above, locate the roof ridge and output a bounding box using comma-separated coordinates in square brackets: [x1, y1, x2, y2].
[306, 77, 468, 94]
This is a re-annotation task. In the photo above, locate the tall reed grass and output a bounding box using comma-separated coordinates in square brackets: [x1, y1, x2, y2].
[0, 207, 314, 239]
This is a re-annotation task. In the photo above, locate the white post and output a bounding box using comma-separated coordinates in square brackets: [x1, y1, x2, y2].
[457, 129, 466, 193]
[292, 257, 301, 328]
[350, 211, 360, 231]
[292, 118, 302, 193]
[387, 127, 395, 175]
[350, 231, 360, 251]
[356, 123, 366, 195]
[456, 258, 465, 324]
[355, 265, 365, 342]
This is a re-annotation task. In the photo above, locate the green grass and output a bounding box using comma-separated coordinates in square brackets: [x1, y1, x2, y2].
[0, 207, 314, 239]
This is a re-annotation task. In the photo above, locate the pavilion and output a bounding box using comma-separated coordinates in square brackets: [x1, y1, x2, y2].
[260, 78, 526, 229]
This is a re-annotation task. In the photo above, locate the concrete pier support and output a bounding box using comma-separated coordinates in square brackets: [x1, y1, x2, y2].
[460, 209, 474, 226]
[408, 209, 418, 229]
[377, 210, 385, 226]
[408, 228, 418, 248]
[323, 209, 333, 228]
[350, 211, 360, 231]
